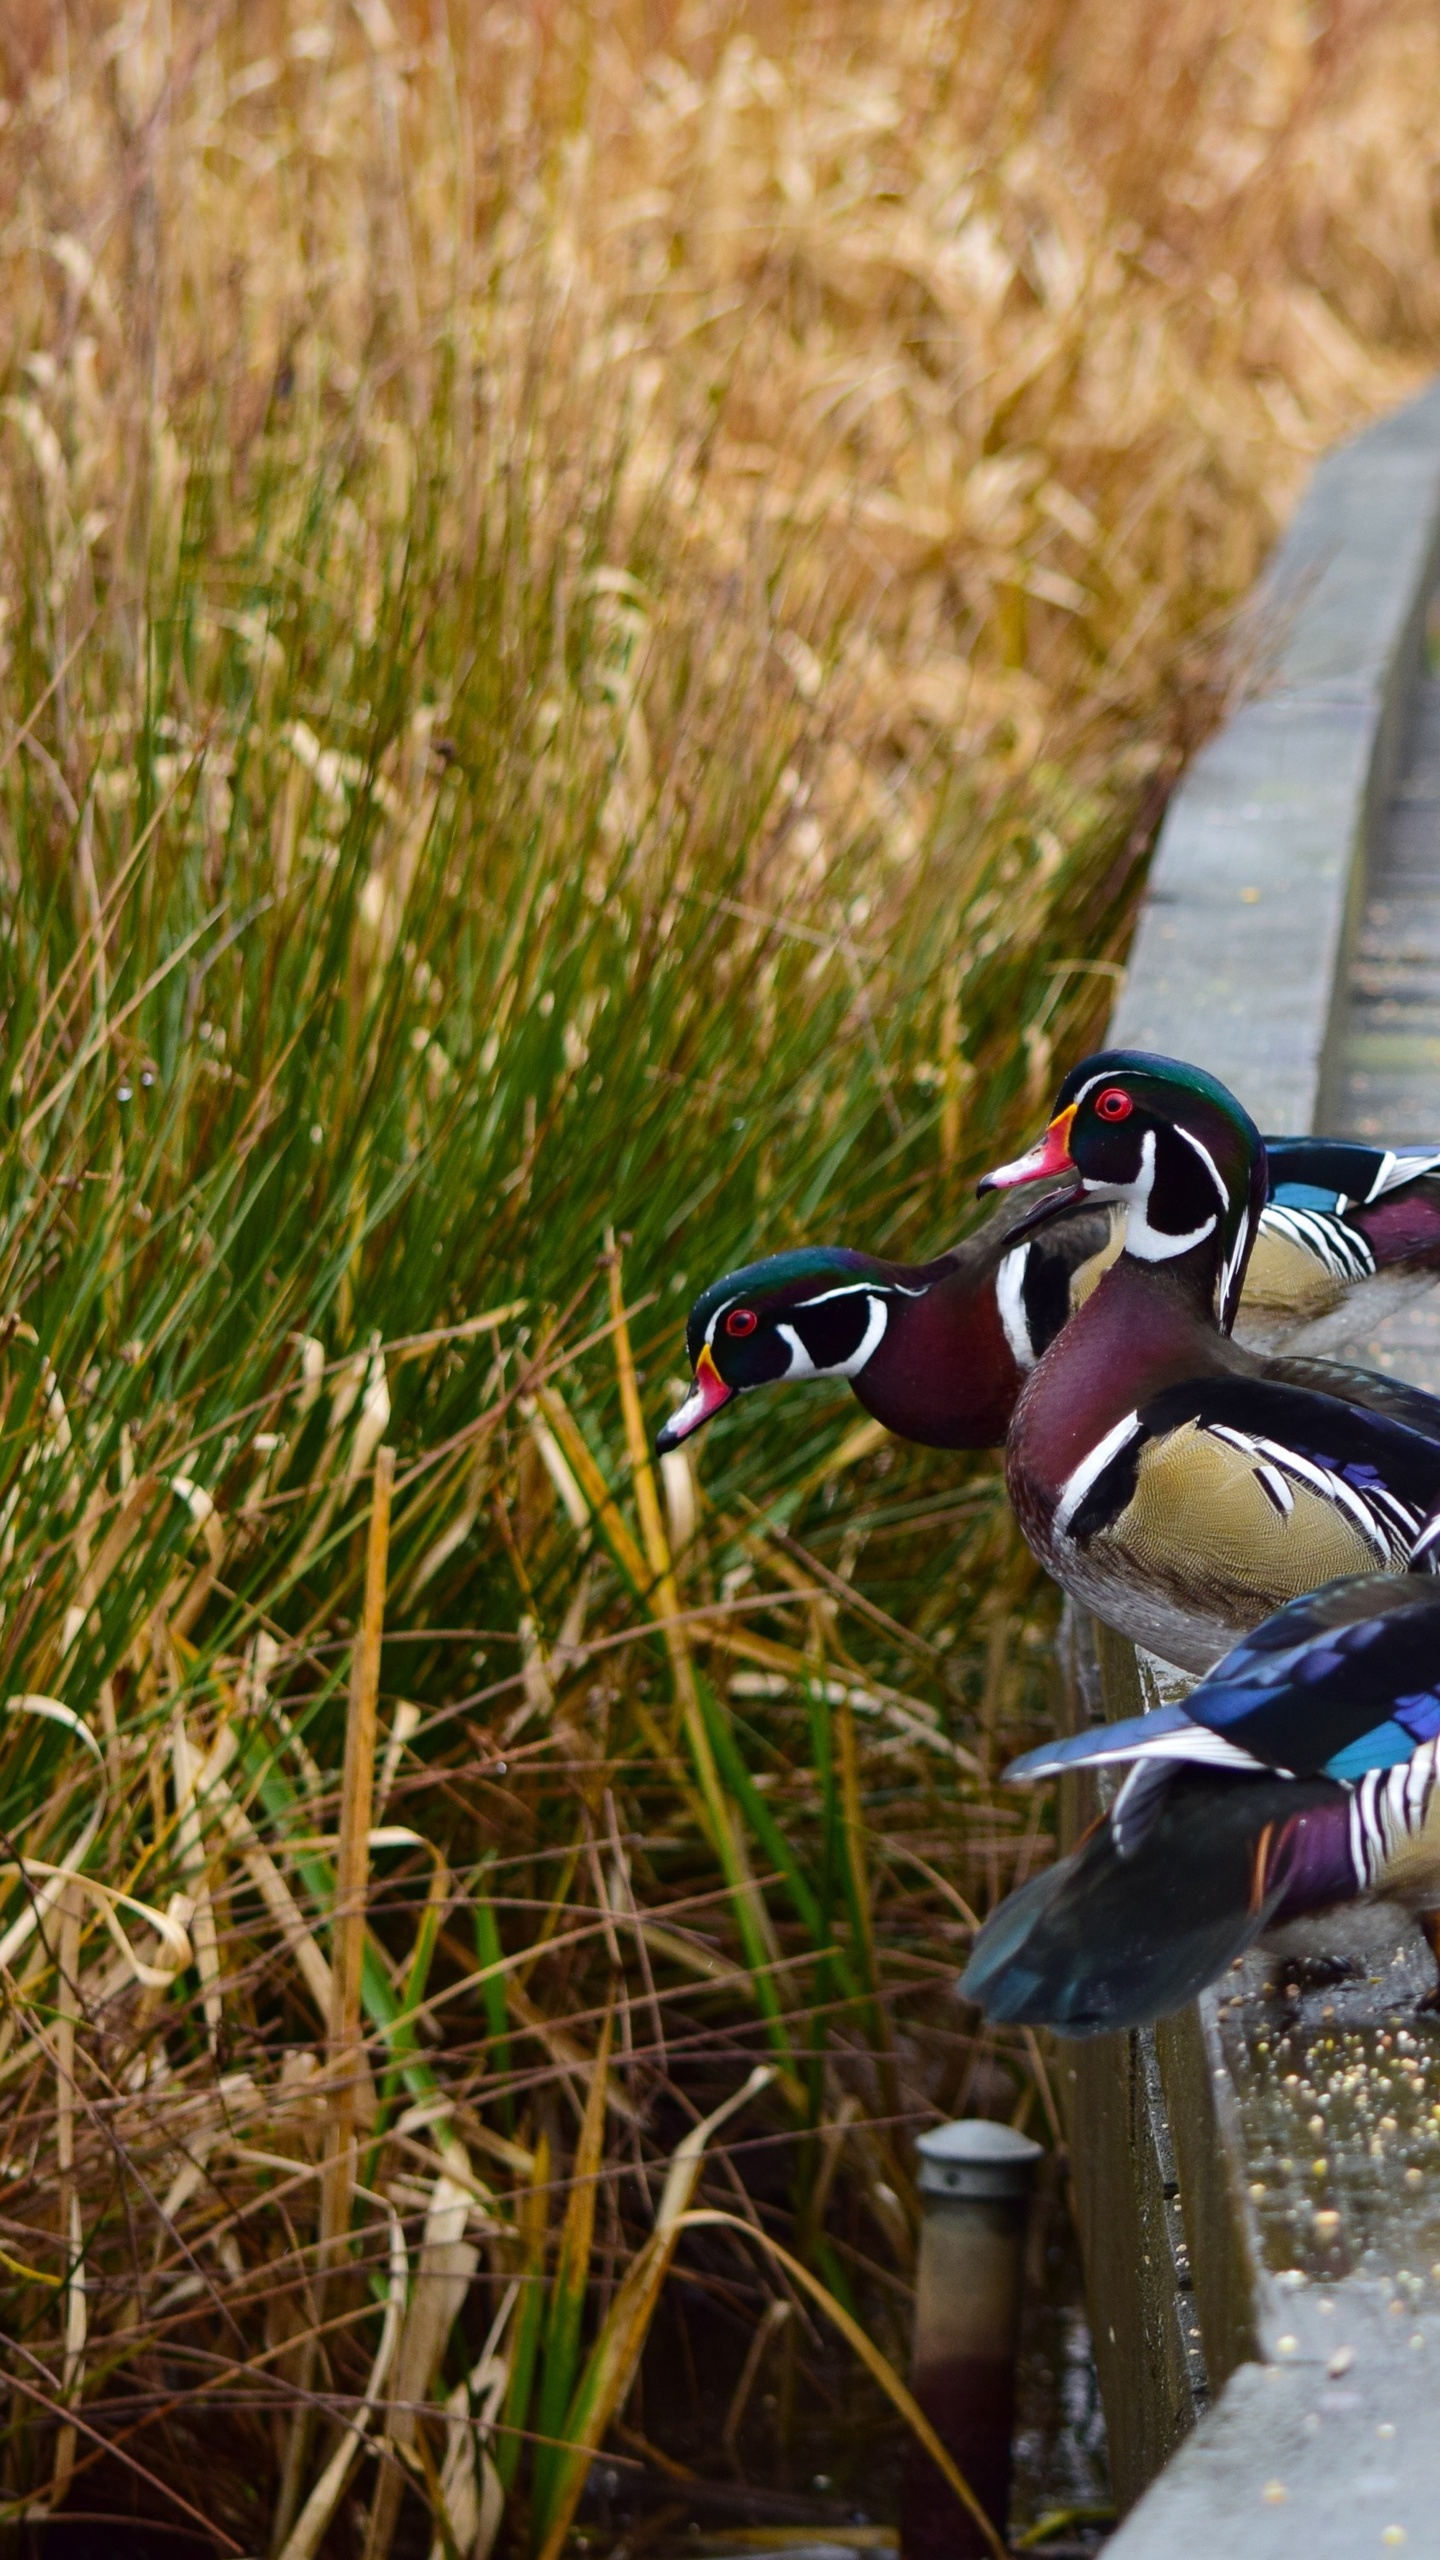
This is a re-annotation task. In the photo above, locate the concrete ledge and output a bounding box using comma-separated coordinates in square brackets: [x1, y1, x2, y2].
[1110, 375, 1440, 1131]
[1072, 370, 1440, 2545]
[1104, 2354, 1429, 2558]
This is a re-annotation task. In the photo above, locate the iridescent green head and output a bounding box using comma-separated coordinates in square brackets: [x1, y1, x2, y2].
[981, 1049, 1266, 1328]
[656, 1247, 924, 1452]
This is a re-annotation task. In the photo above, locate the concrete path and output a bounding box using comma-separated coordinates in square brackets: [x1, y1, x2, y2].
[1336, 660, 1440, 1390]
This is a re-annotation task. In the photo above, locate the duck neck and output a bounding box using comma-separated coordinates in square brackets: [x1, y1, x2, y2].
[1012, 1248, 1231, 1500]
[1071, 1245, 1224, 1386]
[849, 1255, 1025, 1449]
[1116, 1221, 1226, 1321]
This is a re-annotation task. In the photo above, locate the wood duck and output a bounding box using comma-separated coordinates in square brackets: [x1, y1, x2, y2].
[655, 1187, 1099, 1456]
[1245, 1136, 1440, 1331]
[656, 1132, 1440, 1459]
[978, 1051, 1440, 1672]
[961, 1575, 1440, 2034]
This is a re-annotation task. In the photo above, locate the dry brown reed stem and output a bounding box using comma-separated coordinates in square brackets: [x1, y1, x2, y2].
[49, 1878, 83, 2506]
[607, 1233, 787, 1995]
[323, 1440, 396, 2255]
[604, 1230, 694, 1705]
[681, 2208, 1009, 2560]
[530, 1384, 651, 1592]
[170, 1702, 222, 2050]
[531, 2067, 778, 2560]
[834, 1685, 899, 2123]
[361, 2160, 482, 2560]
[6, 0, 1438, 1010]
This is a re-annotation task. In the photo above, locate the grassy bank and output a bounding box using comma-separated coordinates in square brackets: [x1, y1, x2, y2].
[1, 3, 1440, 2551]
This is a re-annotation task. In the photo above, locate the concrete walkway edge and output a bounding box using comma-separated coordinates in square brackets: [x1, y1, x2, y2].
[1109, 377, 1440, 1130]
[1096, 376, 1440, 2555]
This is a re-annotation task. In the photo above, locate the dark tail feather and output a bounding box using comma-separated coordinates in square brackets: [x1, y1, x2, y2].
[959, 1769, 1342, 2036]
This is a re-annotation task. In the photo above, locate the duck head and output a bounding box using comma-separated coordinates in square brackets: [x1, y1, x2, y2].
[979, 1049, 1267, 1328]
[656, 1247, 930, 1453]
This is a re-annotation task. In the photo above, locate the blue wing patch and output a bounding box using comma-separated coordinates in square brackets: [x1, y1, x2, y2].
[1272, 1181, 1345, 1214]
[1324, 1721, 1417, 1781]
[1394, 1691, 1440, 1743]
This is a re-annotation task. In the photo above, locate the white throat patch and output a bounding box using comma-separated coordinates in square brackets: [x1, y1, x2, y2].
[1124, 1129, 1218, 1264]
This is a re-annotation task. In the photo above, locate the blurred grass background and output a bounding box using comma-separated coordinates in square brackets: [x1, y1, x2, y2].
[1, 1, 1440, 2551]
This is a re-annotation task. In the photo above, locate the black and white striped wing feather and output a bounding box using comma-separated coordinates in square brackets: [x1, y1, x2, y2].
[1256, 1202, 1376, 1285]
[1055, 1376, 1440, 1611]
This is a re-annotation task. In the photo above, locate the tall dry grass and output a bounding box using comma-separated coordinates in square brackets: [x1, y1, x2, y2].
[0, 4, 1437, 2554]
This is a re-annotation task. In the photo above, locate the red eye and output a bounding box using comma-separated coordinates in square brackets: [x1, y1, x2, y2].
[725, 1307, 758, 1338]
[1094, 1088, 1133, 1122]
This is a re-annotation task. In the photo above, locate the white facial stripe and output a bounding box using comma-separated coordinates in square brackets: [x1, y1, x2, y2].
[1068, 1070, 1113, 1108]
[707, 1274, 922, 1358]
[1174, 1123, 1230, 1217]
[775, 1321, 815, 1379]
[777, 1292, 890, 1382]
[995, 1246, 1036, 1369]
[1172, 1121, 1252, 1321]
[1070, 1085, 1246, 1289]
[1217, 1202, 1254, 1328]
[844, 1294, 890, 1373]
[794, 1278, 926, 1307]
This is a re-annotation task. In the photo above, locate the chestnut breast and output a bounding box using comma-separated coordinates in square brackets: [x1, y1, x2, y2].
[1008, 1256, 1224, 1508]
